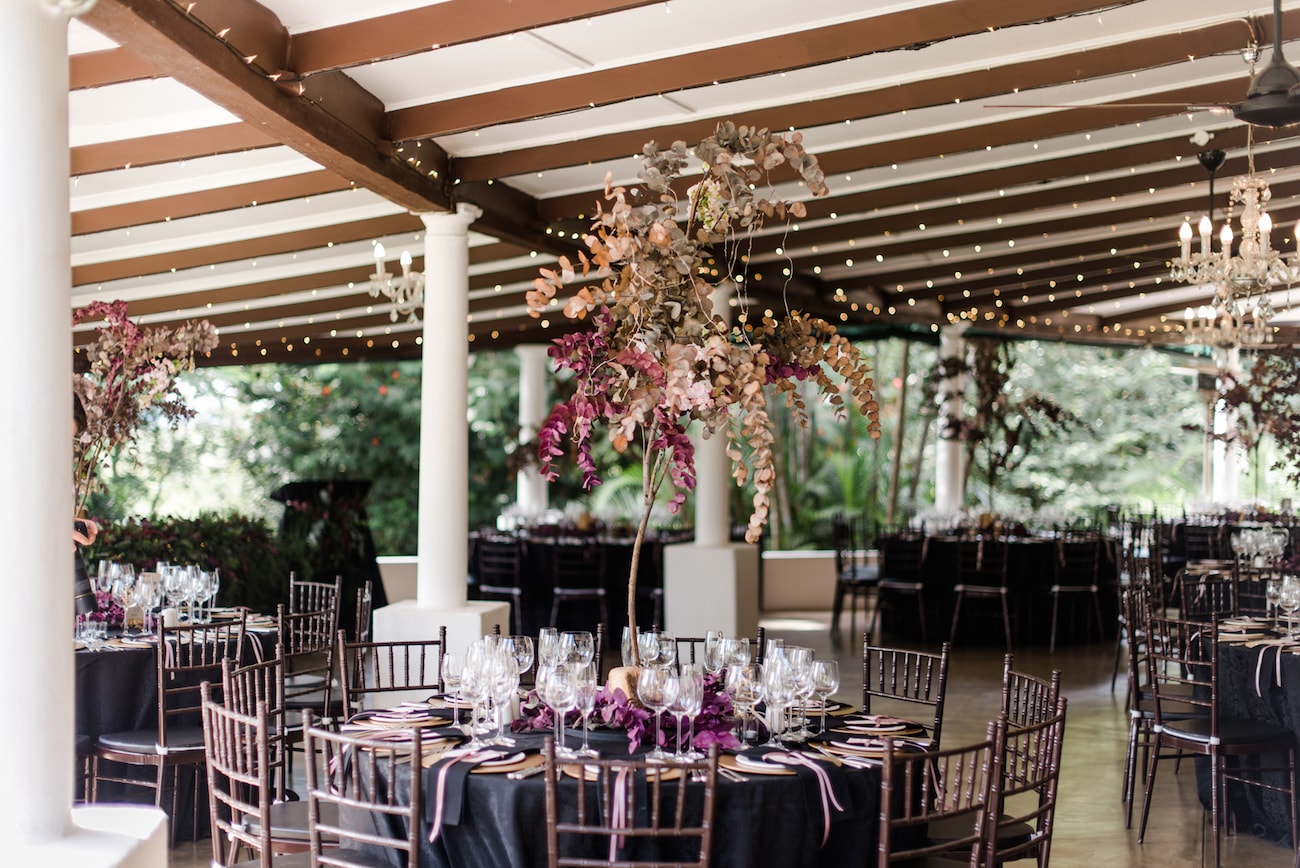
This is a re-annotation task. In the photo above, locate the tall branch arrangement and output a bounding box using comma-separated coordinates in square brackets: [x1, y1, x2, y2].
[526, 123, 881, 666]
[1216, 346, 1300, 494]
[72, 300, 218, 515]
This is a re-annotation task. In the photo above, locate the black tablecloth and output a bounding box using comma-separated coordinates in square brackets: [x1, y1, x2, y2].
[345, 728, 882, 868]
[75, 629, 274, 838]
[1202, 641, 1300, 848]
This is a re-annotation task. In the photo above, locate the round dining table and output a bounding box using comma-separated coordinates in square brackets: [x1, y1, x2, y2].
[343, 710, 905, 868]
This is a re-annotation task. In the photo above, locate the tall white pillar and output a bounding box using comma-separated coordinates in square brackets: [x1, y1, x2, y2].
[665, 287, 757, 638]
[1213, 350, 1242, 507]
[515, 344, 550, 519]
[933, 324, 967, 515]
[374, 205, 508, 656]
[694, 287, 734, 548]
[8, 2, 165, 864]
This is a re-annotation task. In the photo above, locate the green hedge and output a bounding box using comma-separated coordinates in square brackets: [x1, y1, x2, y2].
[83, 512, 304, 615]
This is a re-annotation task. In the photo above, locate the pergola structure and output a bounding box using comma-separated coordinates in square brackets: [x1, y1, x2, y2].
[67, 0, 1300, 366]
[8, 1, 1300, 863]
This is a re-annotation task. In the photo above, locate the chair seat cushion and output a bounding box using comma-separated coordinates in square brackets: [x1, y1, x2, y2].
[96, 727, 206, 754]
[879, 579, 924, 592]
[243, 800, 339, 843]
[953, 584, 1006, 596]
[1163, 715, 1296, 747]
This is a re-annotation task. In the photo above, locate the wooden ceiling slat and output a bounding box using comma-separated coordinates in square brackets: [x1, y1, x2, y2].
[387, 0, 1119, 141]
[71, 123, 277, 176]
[72, 212, 422, 286]
[72, 170, 352, 235]
[458, 18, 1268, 183]
[289, 0, 662, 75]
[70, 47, 160, 89]
[82, 0, 449, 214]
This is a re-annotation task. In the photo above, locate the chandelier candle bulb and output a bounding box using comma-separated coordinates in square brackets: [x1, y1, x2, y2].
[400, 249, 413, 279]
[1200, 215, 1212, 254]
[1220, 223, 1234, 255]
[1180, 220, 1193, 261]
[1260, 212, 1273, 252]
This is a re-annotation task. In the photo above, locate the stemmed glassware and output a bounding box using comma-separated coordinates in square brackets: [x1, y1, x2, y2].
[572, 662, 599, 758]
[538, 628, 561, 669]
[782, 646, 816, 742]
[1279, 575, 1300, 640]
[487, 646, 520, 746]
[112, 566, 142, 636]
[538, 664, 577, 758]
[561, 631, 595, 666]
[703, 631, 726, 674]
[725, 663, 762, 745]
[720, 636, 751, 668]
[671, 663, 705, 760]
[810, 660, 840, 735]
[1267, 577, 1284, 628]
[760, 659, 795, 747]
[459, 642, 491, 748]
[442, 652, 463, 702]
[506, 635, 534, 680]
[636, 665, 678, 761]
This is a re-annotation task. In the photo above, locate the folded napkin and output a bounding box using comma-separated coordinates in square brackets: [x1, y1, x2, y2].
[745, 749, 848, 846]
[425, 747, 517, 842]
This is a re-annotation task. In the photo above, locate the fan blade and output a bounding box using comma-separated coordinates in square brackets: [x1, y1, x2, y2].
[983, 102, 1230, 110]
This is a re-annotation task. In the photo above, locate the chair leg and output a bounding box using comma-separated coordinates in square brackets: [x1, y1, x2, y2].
[1111, 619, 1126, 692]
[598, 594, 610, 634]
[830, 582, 846, 635]
[1137, 735, 1162, 843]
[1000, 593, 1013, 650]
[1091, 591, 1105, 645]
[549, 595, 561, 629]
[948, 592, 963, 646]
[1123, 716, 1138, 827]
[1289, 748, 1299, 868]
[513, 594, 524, 636]
[1210, 751, 1221, 868]
[916, 589, 928, 647]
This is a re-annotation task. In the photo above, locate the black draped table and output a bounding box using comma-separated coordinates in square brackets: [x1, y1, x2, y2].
[345, 721, 892, 868]
[1204, 638, 1300, 848]
[75, 625, 274, 836]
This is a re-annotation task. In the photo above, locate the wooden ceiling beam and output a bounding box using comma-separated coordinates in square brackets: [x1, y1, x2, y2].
[70, 47, 159, 89]
[72, 123, 277, 176]
[389, 0, 1118, 141]
[458, 17, 1270, 182]
[72, 170, 351, 235]
[72, 212, 422, 286]
[290, 0, 661, 75]
[82, 0, 449, 214]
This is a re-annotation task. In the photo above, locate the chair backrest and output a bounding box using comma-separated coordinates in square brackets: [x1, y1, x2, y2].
[670, 629, 765, 668]
[355, 579, 374, 643]
[289, 574, 342, 618]
[477, 535, 524, 588]
[988, 698, 1068, 867]
[156, 617, 246, 747]
[862, 641, 951, 749]
[877, 718, 1002, 867]
[338, 628, 448, 719]
[1179, 569, 1239, 620]
[1183, 523, 1223, 561]
[551, 543, 605, 590]
[1144, 613, 1216, 732]
[200, 683, 275, 868]
[957, 538, 1009, 588]
[879, 533, 927, 583]
[221, 652, 287, 802]
[832, 514, 865, 579]
[1055, 537, 1100, 587]
[542, 736, 719, 868]
[303, 711, 422, 868]
[1000, 654, 1062, 729]
[278, 603, 337, 715]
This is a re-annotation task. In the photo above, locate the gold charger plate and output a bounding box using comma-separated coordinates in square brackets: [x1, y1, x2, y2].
[471, 752, 536, 775]
[560, 762, 683, 782]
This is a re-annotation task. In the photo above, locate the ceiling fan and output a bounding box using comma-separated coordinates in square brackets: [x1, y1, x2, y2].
[990, 0, 1300, 128]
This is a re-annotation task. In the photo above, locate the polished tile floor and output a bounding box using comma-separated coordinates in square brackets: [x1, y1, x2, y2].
[167, 610, 1295, 867]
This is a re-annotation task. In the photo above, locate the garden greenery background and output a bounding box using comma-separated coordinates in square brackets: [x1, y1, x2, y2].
[83, 338, 1298, 557]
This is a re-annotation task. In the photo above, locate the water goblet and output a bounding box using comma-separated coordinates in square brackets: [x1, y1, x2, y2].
[655, 631, 677, 667]
[1267, 577, 1283, 628]
[636, 666, 678, 761]
[725, 663, 762, 744]
[538, 628, 561, 668]
[572, 662, 599, 758]
[721, 637, 751, 668]
[561, 631, 595, 665]
[703, 631, 726, 674]
[671, 663, 705, 760]
[537, 664, 577, 758]
[507, 635, 535, 678]
[810, 660, 840, 735]
[782, 646, 816, 741]
[487, 648, 520, 746]
[442, 651, 463, 702]
[760, 660, 795, 747]
[1280, 576, 1300, 640]
[457, 662, 490, 749]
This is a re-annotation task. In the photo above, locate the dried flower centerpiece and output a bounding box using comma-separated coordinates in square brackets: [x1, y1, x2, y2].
[73, 300, 218, 515]
[527, 123, 881, 672]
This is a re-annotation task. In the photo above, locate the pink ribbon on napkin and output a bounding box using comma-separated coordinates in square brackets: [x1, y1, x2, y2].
[609, 766, 631, 861]
[767, 753, 845, 846]
[428, 749, 494, 843]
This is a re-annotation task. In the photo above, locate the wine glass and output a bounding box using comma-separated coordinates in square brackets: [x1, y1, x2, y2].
[561, 631, 595, 665]
[162, 566, 187, 620]
[638, 630, 663, 667]
[442, 651, 463, 702]
[1280, 576, 1300, 640]
[783, 646, 816, 741]
[810, 660, 840, 735]
[655, 631, 678, 667]
[703, 631, 726, 674]
[538, 628, 562, 668]
[1266, 577, 1284, 628]
[572, 661, 599, 758]
[721, 636, 751, 668]
[671, 663, 705, 760]
[92, 561, 116, 617]
[760, 660, 795, 747]
[487, 647, 519, 746]
[636, 666, 678, 761]
[506, 635, 535, 678]
[537, 664, 577, 758]
[112, 567, 141, 636]
[457, 657, 490, 749]
[725, 663, 763, 745]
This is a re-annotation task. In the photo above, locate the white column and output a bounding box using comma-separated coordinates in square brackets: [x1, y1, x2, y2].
[934, 324, 967, 514]
[694, 287, 733, 548]
[664, 286, 757, 638]
[1213, 350, 1242, 507]
[515, 344, 550, 519]
[375, 205, 508, 657]
[7, 3, 165, 864]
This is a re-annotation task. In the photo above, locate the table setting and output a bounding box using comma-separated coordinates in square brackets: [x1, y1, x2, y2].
[337, 629, 930, 868]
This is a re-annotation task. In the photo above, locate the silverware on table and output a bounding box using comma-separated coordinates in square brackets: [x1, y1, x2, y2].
[507, 763, 546, 780]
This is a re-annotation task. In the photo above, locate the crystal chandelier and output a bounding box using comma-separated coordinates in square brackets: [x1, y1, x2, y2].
[1170, 141, 1297, 347]
[369, 243, 424, 324]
